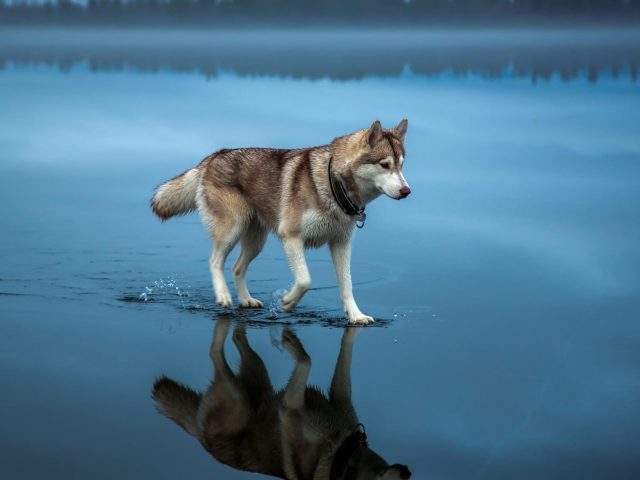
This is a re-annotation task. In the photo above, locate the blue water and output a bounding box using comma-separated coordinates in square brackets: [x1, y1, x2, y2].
[1, 30, 639, 479]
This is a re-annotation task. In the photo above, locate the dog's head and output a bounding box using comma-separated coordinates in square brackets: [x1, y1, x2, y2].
[334, 446, 412, 480]
[333, 119, 411, 203]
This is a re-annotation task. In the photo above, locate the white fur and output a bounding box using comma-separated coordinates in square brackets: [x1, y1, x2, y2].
[232, 226, 267, 308]
[330, 239, 373, 324]
[195, 183, 213, 230]
[300, 209, 352, 248]
[209, 225, 241, 308]
[157, 129, 410, 325]
[195, 183, 234, 306]
[154, 168, 201, 216]
[280, 207, 367, 321]
[356, 157, 410, 200]
[281, 237, 312, 312]
[301, 209, 332, 244]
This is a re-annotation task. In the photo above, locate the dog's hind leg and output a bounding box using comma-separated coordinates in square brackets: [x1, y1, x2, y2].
[201, 189, 251, 308]
[210, 232, 241, 308]
[200, 319, 253, 436]
[281, 328, 311, 410]
[210, 319, 234, 381]
[233, 324, 274, 405]
[232, 221, 267, 308]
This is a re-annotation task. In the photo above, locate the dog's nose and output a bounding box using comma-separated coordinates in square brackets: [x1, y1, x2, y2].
[399, 186, 411, 198]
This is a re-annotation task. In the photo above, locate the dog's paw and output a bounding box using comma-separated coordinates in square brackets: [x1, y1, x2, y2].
[232, 325, 248, 346]
[281, 328, 300, 350]
[348, 313, 375, 325]
[215, 292, 233, 308]
[239, 297, 263, 308]
[343, 326, 361, 342]
[211, 319, 231, 351]
[282, 329, 309, 361]
[281, 292, 300, 312]
[281, 300, 296, 312]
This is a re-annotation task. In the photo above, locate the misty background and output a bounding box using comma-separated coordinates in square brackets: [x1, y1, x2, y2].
[1, 1, 640, 83]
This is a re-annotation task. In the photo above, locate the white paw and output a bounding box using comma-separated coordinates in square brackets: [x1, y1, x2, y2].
[348, 313, 375, 325]
[215, 291, 233, 308]
[239, 297, 263, 308]
[281, 291, 301, 312]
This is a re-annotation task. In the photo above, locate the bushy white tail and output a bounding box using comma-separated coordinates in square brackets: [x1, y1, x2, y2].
[151, 167, 202, 220]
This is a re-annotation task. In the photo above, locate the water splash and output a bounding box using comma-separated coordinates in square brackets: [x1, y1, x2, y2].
[137, 275, 191, 308]
[268, 288, 288, 319]
[269, 326, 284, 351]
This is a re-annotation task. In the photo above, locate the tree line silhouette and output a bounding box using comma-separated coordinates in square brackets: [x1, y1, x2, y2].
[1, 0, 640, 26]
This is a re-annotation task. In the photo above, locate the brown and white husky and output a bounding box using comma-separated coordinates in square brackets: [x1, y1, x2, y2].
[151, 120, 410, 324]
[152, 321, 411, 480]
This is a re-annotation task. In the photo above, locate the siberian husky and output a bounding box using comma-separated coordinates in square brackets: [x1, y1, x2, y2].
[152, 320, 411, 479]
[151, 120, 410, 324]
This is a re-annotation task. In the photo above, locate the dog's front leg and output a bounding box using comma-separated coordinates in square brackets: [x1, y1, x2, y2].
[281, 236, 312, 312]
[330, 327, 359, 403]
[329, 239, 374, 324]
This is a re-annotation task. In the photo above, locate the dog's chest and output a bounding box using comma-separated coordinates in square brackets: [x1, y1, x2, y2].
[301, 209, 348, 248]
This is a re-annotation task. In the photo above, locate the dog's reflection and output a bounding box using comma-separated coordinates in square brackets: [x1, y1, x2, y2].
[152, 321, 410, 479]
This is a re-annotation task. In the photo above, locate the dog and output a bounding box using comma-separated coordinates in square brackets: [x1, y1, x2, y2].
[152, 320, 411, 479]
[151, 120, 410, 324]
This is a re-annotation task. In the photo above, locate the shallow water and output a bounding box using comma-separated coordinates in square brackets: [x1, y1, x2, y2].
[1, 30, 640, 479]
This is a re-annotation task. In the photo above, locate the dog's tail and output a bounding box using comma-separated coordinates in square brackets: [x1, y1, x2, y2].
[151, 163, 204, 220]
[152, 375, 201, 437]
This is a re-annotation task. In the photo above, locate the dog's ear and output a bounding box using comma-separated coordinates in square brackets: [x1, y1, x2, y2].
[381, 464, 411, 480]
[366, 120, 383, 149]
[392, 119, 408, 141]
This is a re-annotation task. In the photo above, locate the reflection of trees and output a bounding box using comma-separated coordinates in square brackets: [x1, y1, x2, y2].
[1, 35, 638, 83]
[1, 0, 640, 26]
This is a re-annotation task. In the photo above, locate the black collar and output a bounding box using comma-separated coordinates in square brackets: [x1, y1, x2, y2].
[328, 156, 366, 228]
[329, 424, 368, 480]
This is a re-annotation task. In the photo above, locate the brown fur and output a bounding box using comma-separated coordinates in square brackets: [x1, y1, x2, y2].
[150, 120, 410, 321]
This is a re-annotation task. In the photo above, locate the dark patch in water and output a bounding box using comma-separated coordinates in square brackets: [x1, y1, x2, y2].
[117, 291, 392, 328]
[0, 291, 50, 299]
[213, 311, 392, 329]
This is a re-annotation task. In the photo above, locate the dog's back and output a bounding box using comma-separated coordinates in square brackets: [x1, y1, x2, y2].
[200, 148, 291, 231]
[152, 146, 320, 232]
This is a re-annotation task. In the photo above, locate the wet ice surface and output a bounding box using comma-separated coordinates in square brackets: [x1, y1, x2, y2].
[1, 30, 640, 479]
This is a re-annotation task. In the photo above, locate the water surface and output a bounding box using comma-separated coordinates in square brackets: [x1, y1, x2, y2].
[1, 30, 640, 479]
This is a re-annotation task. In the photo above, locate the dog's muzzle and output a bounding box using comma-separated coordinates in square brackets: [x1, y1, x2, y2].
[399, 186, 411, 199]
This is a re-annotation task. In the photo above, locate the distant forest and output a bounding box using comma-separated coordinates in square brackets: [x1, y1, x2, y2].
[2, 0, 640, 26]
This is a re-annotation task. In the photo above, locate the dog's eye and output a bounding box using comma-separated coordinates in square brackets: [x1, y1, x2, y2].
[380, 162, 390, 170]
